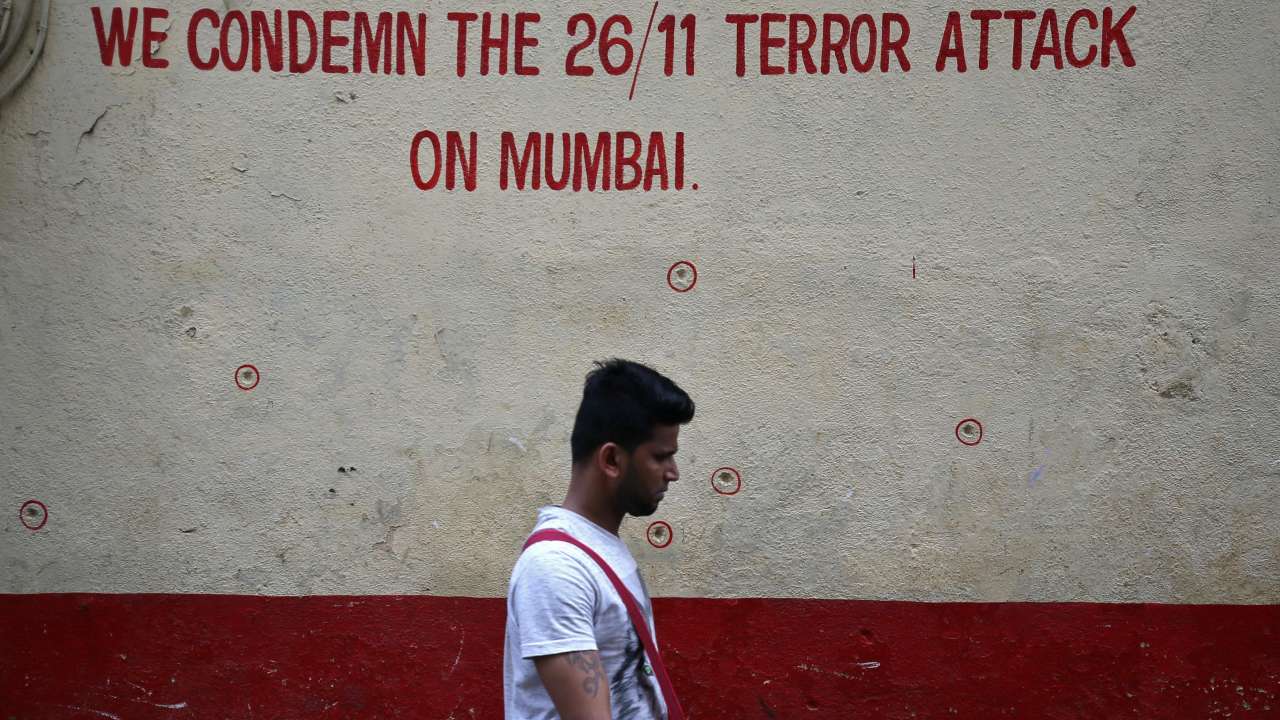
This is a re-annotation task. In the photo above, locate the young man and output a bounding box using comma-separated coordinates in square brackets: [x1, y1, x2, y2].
[503, 358, 695, 720]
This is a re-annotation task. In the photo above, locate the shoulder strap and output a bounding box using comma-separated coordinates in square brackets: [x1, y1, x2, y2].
[522, 528, 685, 720]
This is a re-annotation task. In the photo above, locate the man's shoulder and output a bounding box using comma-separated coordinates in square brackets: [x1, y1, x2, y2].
[509, 537, 605, 612]
[513, 509, 632, 590]
[515, 532, 598, 577]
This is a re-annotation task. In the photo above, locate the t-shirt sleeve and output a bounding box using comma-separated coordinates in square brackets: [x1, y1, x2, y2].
[513, 547, 600, 659]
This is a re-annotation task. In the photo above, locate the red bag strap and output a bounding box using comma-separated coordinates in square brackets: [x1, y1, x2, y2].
[522, 528, 685, 720]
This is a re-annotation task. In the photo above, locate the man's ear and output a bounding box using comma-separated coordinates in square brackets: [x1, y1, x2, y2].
[597, 442, 627, 481]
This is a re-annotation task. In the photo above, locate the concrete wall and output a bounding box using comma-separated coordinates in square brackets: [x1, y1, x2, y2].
[2, 1, 1278, 717]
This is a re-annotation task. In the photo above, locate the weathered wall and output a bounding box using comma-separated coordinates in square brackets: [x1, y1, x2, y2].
[2, 0, 1278, 717]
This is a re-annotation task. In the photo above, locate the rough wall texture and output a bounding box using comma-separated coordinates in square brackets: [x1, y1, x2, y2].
[1, 0, 1278, 717]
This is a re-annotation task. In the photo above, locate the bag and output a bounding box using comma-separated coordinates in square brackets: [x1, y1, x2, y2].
[522, 528, 685, 720]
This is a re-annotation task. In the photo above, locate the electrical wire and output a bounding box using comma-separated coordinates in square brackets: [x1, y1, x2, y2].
[0, 0, 29, 69]
[0, 1, 16, 49]
[0, 0, 49, 104]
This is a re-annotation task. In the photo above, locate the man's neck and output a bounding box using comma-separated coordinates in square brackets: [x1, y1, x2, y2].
[561, 489, 623, 536]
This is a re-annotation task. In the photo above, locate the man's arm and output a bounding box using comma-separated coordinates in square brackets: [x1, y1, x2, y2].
[533, 649, 612, 720]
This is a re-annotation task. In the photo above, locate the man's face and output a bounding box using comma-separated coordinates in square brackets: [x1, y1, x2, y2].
[615, 424, 681, 518]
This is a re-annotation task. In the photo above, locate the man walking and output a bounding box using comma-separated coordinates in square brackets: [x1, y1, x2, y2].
[503, 358, 695, 719]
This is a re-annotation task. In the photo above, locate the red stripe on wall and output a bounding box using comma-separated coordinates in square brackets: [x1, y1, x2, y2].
[2, 594, 1276, 718]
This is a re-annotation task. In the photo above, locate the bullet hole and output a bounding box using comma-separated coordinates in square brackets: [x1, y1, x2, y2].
[711, 467, 742, 495]
[646, 520, 673, 548]
[19, 500, 47, 530]
[234, 364, 260, 390]
[328, 488, 336, 494]
[338, 466, 357, 474]
[185, 327, 197, 338]
[955, 418, 984, 446]
[666, 261, 698, 292]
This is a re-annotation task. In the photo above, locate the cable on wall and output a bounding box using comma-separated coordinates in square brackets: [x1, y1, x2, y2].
[0, 0, 51, 105]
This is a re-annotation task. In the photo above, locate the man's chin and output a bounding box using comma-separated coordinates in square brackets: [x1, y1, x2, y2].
[628, 502, 659, 518]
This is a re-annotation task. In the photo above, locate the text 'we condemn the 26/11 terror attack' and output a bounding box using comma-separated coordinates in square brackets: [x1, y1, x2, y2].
[90, 6, 1138, 75]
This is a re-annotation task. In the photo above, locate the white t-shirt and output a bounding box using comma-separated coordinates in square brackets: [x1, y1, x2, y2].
[504, 505, 667, 720]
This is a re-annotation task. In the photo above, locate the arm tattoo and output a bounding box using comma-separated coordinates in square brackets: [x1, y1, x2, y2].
[565, 651, 607, 697]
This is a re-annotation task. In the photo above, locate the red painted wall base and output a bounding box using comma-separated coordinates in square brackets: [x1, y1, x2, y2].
[2, 594, 1276, 718]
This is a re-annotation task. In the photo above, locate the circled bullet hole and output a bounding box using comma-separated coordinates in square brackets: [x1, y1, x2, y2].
[711, 467, 742, 496]
[666, 261, 698, 292]
[19, 500, 48, 531]
[234, 364, 260, 391]
[955, 418, 984, 446]
[647, 520, 674, 549]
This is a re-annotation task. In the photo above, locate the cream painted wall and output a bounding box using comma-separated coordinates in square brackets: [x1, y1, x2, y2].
[1, 0, 1277, 602]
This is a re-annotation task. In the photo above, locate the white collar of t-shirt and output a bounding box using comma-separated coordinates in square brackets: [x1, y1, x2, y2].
[532, 505, 639, 578]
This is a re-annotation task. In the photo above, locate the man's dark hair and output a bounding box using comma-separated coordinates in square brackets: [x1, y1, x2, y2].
[570, 358, 695, 464]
